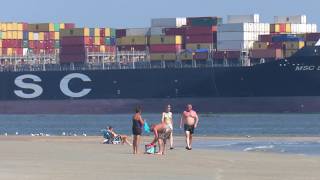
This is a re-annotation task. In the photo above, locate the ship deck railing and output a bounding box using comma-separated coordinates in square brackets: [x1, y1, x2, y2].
[0, 59, 252, 72]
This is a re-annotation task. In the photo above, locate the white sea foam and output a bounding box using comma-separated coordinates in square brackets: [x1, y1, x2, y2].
[243, 145, 274, 152]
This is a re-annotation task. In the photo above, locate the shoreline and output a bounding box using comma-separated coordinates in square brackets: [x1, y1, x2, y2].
[0, 136, 320, 180]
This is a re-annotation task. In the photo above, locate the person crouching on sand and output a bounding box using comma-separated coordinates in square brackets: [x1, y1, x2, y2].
[132, 106, 144, 154]
[161, 104, 174, 149]
[149, 123, 172, 155]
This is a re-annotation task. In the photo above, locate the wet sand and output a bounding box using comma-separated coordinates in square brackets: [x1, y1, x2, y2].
[0, 136, 319, 180]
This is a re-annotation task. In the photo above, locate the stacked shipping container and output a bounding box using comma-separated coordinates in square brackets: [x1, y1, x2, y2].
[149, 35, 182, 61]
[27, 23, 75, 56]
[60, 27, 116, 63]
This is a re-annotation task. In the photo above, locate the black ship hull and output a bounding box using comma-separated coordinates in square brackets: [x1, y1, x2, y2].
[1, 55, 320, 114]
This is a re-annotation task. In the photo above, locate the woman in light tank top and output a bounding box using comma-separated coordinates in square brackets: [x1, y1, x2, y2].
[161, 105, 174, 149]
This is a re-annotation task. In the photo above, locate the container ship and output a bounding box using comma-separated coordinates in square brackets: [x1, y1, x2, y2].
[1, 14, 320, 114]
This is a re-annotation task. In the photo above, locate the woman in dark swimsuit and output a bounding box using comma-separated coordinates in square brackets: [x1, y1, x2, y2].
[132, 107, 144, 154]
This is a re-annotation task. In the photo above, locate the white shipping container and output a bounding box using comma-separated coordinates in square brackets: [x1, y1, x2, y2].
[126, 28, 150, 36]
[149, 27, 165, 35]
[218, 32, 260, 41]
[217, 40, 255, 51]
[298, 24, 307, 33]
[23, 48, 28, 56]
[312, 24, 317, 32]
[151, 18, 187, 27]
[227, 14, 260, 23]
[33, 33, 39, 40]
[274, 15, 307, 24]
[218, 23, 270, 32]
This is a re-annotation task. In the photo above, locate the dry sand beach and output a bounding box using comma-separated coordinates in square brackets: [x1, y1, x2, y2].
[0, 136, 319, 180]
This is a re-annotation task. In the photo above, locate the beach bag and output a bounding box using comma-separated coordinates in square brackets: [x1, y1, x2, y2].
[145, 144, 156, 154]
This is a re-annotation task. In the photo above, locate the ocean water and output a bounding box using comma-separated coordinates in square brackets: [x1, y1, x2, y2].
[1, 113, 320, 155]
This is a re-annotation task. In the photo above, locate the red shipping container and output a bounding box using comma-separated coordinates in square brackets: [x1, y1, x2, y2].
[60, 54, 86, 63]
[49, 32, 55, 40]
[61, 37, 87, 46]
[16, 48, 23, 56]
[2, 48, 7, 55]
[250, 49, 282, 59]
[226, 51, 241, 59]
[185, 35, 214, 43]
[185, 26, 216, 35]
[269, 42, 283, 49]
[259, 34, 273, 42]
[60, 46, 86, 54]
[100, 37, 105, 45]
[29, 41, 35, 49]
[164, 27, 186, 36]
[44, 32, 50, 40]
[22, 23, 28, 31]
[117, 45, 147, 51]
[150, 44, 181, 53]
[106, 46, 116, 52]
[64, 23, 76, 30]
[116, 29, 126, 38]
[100, 29, 105, 37]
[279, 24, 286, 33]
[212, 51, 240, 59]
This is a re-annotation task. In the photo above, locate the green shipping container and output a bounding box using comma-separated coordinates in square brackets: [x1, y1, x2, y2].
[110, 29, 116, 37]
[54, 23, 60, 32]
[105, 37, 111, 45]
[187, 17, 223, 26]
[54, 40, 60, 48]
[0, 32, 2, 39]
[23, 40, 29, 48]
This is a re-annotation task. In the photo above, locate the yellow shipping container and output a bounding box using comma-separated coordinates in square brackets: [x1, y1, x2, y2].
[275, 24, 280, 33]
[1, 23, 7, 31]
[285, 49, 298, 58]
[253, 42, 269, 49]
[60, 23, 65, 30]
[284, 41, 305, 50]
[94, 28, 100, 37]
[117, 36, 146, 45]
[7, 31, 13, 39]
[39, 32, 45, 41]
[94, 37, 100, 45]
[12, 31, 18, 39]
[100, 45, 105, 52]
[105, 28, 111, 37]
[0, 23, 2, 31]
[60, 28, 90, 37]
[17, 31, 23, 40]
[285, 24, 291, 33]
[150, 53, 177, 61]
[306, 41, 317, 47]
[29, 32, 34, 40]
[17, 23, 23, 31]
[186, 43, 214, 50]
[54, 32, 60, 40]
[150, 35, 182, 45]
[7, 48, 13, 56]
[2, 32, 7, 39]
[6, 23, 13, 31]
[12, 23, 18, 31]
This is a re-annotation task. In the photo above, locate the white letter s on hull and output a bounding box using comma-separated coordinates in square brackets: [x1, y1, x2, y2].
[14, 74, 43, 99]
